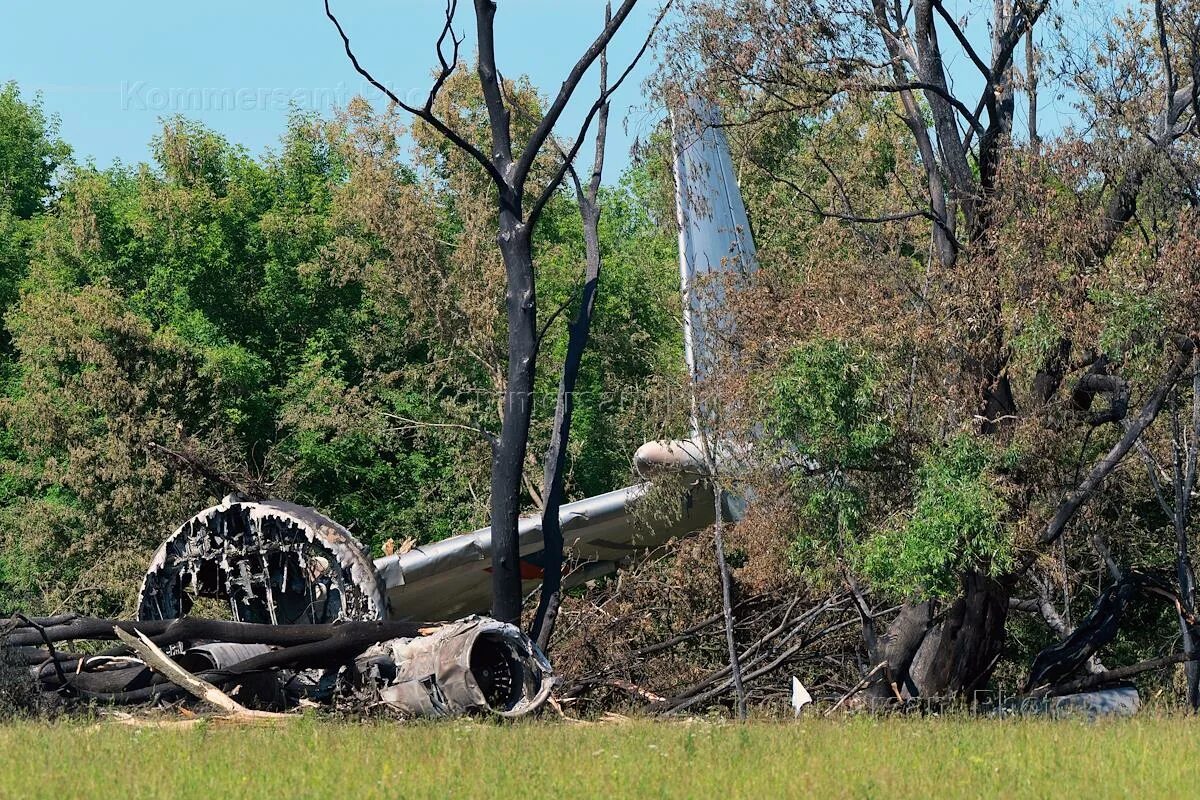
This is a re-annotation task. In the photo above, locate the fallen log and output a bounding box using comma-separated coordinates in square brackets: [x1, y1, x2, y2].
[2, 616, 431, 650]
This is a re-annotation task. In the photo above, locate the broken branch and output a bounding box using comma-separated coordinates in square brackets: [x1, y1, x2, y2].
[114, 626, 284, 719]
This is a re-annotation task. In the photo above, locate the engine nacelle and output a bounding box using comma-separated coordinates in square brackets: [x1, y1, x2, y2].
[354, 617, 554, 717]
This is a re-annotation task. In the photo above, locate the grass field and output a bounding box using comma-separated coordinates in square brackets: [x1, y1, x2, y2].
[0, 715, 1197, 798]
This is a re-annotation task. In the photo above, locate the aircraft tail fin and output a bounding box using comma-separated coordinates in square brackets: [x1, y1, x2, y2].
[670, 100, 758, 439]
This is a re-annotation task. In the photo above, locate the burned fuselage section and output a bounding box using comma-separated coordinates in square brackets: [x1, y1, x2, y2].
[104, 497, 559, 718]
[108, 496, 562, 719]
[138, 496, 387, 625]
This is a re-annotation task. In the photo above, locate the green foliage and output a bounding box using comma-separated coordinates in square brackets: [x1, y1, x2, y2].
[1090, 284, 1167, 363]
[786, 481, 866, 590]
[0, 83, 679, 613]
[1010, 310, 1063, 362]
[0, 284, 228, 613]
[0, 84, 70, 340]
[771, 340, 892, 470]
[857, 435, 1013, 598]
[0, 82, 70, 219]
[768, 341, 891, 588]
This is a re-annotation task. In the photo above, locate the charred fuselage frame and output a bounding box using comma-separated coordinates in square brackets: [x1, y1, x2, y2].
[138, 497, 387, 625]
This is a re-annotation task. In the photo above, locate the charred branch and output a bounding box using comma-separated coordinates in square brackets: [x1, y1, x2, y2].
[527, 0, 669, 228]
[147, 441, 260, 501]
[1041, 336, 1196, 548]
[1036, 651, 1196, 697]
[324, 0, 505, 187]
[1024, 572, 1196, 692]
[1070, 358, 1131, 427]
[529, 3, 612, 653]
[2, 616, 428, 650]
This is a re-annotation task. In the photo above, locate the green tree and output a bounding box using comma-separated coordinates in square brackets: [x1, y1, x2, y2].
[0, 91, 680, 615]
[0, 82, 70, 219]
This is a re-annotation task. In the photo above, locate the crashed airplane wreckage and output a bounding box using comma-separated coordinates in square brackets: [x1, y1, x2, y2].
[135, 96, 753, 627]
[0, 103, 755, 720]
[3, 488, 697, 719]
[0, 100, 1149, 720]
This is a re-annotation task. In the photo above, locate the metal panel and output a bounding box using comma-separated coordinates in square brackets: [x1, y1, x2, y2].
[374, 483, 716, 620]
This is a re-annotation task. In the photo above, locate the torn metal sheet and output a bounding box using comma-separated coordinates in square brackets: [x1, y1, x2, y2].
[353, 617, 553, 717]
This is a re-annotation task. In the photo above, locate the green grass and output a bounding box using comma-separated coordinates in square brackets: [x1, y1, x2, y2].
[0, 716, 1197, 798]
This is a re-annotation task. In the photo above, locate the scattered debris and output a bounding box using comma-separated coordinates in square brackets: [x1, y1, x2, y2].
[1, 613, 554, 721]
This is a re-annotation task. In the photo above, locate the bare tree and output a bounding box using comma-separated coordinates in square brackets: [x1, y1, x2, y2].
[325, 0, 665, 622]
[530, 5, 614, 652]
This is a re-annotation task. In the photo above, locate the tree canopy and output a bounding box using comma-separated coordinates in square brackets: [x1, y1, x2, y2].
[0, 83, 680, 615]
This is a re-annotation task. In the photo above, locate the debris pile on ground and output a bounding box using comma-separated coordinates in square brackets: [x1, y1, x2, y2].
[0, 613, 553, 722]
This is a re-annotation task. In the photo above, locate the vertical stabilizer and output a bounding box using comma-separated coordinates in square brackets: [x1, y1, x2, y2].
[671, 101, 758, 437]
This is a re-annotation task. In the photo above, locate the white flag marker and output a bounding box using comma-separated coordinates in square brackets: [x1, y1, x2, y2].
[791, 676, 813, 716]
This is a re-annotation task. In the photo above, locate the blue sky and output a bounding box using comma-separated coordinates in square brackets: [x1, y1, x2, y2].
[1, 1, 664, 177]
[3, 1, 1105, 180]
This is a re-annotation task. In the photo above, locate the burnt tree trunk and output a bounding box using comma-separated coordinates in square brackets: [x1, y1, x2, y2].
[871, 574, 1008, 701]
[530, 200, 602, 648]
[868, 600, 933, 700]
[490, 199, 538, 625]
[1177, 557, 1199, 708]
[529, 14, 612, 649]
